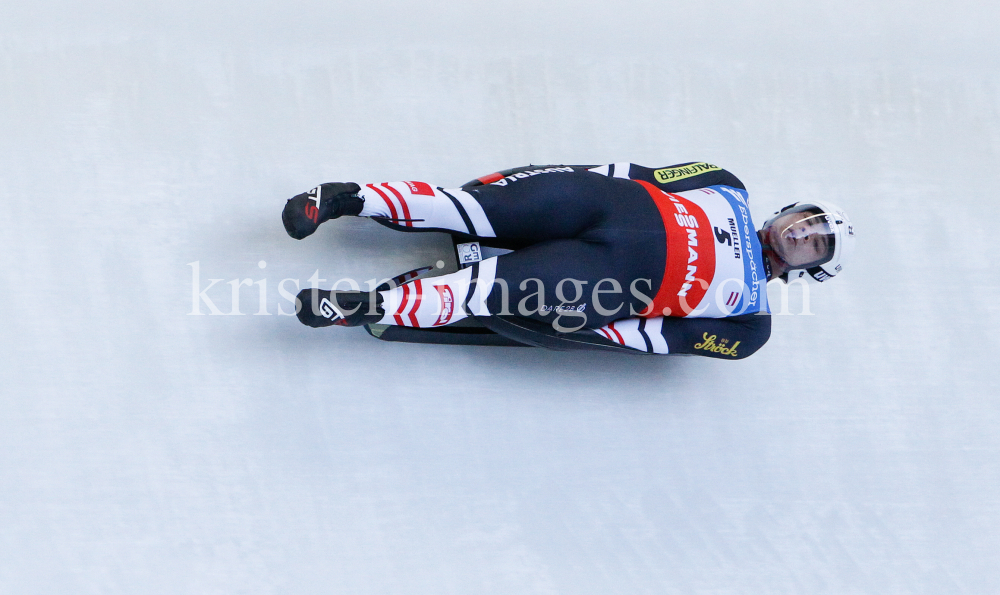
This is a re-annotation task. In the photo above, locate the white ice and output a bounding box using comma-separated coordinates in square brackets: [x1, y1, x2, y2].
[2, 1, 998, 593]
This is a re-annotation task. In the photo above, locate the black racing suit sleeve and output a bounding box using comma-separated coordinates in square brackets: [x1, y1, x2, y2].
[658, 313, 771, 359]
[626, 163, 747, 193]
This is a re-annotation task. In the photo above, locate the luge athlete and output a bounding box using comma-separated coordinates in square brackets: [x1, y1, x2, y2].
[280, 163, 855, 359]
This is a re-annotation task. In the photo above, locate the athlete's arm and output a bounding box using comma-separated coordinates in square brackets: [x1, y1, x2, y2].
[657, 313, 770, 359]
[593, 313, 771, 359]
[625, 162, 747, 193]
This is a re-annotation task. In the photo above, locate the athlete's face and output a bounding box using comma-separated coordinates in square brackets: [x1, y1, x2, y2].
[766, 209, 834, 267]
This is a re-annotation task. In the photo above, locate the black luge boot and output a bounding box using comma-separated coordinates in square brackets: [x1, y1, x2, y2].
[282, 182, 364, 240]
[295, 289, 384, 328]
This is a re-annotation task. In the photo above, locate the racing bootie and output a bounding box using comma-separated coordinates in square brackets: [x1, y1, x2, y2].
[295, 289, 384, 328]
[282, 182, 364, 239]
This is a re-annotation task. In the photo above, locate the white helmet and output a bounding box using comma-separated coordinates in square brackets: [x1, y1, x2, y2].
[761, 200, 855, 282]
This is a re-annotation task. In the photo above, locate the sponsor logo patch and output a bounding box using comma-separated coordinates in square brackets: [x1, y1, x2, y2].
[305, 186, 322, 222]
[693, 332, 740, 357]
[653, 162, 721, 184]
[489, 167, 575, 186]
[457, 242, 482, 265]
[434, 286, 455, 326]
[405, 181, 435, 196]
[319, 297, 342, 320]
[540, 303, 587, 312]
[811, 268, 833, 282]
[664, 193, 703, 301]
[719, 186, 762, 306]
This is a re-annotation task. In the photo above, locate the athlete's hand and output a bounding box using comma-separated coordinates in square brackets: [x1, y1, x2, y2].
[281, 182, 362, 239]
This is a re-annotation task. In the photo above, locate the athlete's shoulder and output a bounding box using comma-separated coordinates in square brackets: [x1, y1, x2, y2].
[623, 162, 747, 193]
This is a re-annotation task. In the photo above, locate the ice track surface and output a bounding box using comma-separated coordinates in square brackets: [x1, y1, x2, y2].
[2, 1, 999, 593]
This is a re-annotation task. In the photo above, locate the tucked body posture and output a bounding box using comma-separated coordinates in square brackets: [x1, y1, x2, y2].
[281, 163, 854, 359]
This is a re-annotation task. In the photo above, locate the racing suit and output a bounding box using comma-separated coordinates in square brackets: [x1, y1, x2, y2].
[356, 162, 771, 359]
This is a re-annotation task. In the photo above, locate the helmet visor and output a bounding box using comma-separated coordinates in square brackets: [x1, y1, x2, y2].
[768, 205, 837, 268]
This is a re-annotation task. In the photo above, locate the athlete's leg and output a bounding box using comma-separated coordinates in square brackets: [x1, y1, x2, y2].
[291, 168, 668, 330]
[356, 181, 497, 238]
[461, 171, 645, 243]
[287, 168, 651, 243]
[359, 169, 648, 242]
[374, 232, 662, 331]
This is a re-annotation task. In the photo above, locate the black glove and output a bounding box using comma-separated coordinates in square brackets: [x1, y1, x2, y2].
[281, 182, 363, 239]
[295, 289, 385, 328]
